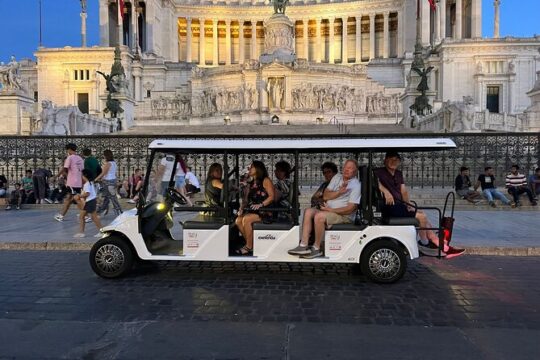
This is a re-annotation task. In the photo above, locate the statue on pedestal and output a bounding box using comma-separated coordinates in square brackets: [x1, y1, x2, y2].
[97, 46, 126, 118]
[0, 56, 24, 93]
[409, 65, 434, 116]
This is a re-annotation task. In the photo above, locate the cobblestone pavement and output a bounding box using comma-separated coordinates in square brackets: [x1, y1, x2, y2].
[0, 251, 539, 359]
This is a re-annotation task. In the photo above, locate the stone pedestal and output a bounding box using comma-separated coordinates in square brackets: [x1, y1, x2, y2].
[0, 92, 35, 135]
[400, 71, 436, 128]
[100, 94, 135, 131]
[260, 14, 296, 64]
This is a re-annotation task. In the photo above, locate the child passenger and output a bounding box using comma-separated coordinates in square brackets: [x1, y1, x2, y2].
[73, 169, 103, 238]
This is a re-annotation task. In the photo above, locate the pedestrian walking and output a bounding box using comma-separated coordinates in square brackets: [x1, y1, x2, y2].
[54, 143, 84, 222]
[95, 149, 122, 216]
[73, 169, 103, 238]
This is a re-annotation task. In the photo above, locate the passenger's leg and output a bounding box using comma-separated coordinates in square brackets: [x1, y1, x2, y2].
[523, 188, 536, 203]
[235, 215, 245, 236]
[416, 211, 448, 251]
[312, 211, 329, 250]
[241, 213, 261, 251]
[299, 208, 317, 246]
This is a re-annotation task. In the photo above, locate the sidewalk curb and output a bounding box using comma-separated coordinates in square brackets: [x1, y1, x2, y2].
[0, 242, 539, 257]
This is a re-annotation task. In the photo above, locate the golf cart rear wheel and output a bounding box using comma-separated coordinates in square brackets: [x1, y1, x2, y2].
[360, 239, 407, 284]
[90, 235, 134, 279]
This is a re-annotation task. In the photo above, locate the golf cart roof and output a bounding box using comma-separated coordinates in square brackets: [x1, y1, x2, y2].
[148, 138, 457, 153]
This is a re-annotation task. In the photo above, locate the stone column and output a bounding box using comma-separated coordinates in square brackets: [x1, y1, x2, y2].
[212, 19, 218, 66]
[355, 15, 361, 63]
[328, 17, 335, 64]
[199, 18, 206, 65]
[99, 0, 109, 46]
[303, 19, 309, 60]
[315, 18, 322, 63]
[493, 0, 500, 38]
[80, 11, 87, 47]
[455, 0, 462, 39]
[131, 4, 138, 51]
[186, 18, 192, 62]
[369, 14, 375, 60]
[251, 20, 257, 60]
[472, 0, 482, 38]
[342, 17, 348, 64]
[383, 12, 389, 58]
[239, 21, 245, 64]
[421, 0, 430, 45]
[225, 20, 231, 65]
[117, 2, 123, 46]
[440, 0, 446, 40]
[397, 10, 403, 56]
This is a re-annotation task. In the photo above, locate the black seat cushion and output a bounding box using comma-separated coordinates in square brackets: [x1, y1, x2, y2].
[383, 217, 420, 226]
[330, 224, 368, 231]
[253, 221, 293, 231]
[183, 214, 226, 230]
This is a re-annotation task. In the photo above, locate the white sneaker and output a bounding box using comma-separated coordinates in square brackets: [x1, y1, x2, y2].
[73, 233, 85, 238]
[85, 216, 92, 223]
[54, 214, 64, 222]
[44, 198, 53, 204]
[53, 200, 59, 204]
[127, 199, 136, 204]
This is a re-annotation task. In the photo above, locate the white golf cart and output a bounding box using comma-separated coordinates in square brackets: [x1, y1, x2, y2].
[90, 137, 457, 283]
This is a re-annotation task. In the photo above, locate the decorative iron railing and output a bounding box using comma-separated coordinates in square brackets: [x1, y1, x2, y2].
[0, 133, 538, 189]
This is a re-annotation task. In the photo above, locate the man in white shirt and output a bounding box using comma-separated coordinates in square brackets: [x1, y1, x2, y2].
[157, 154, 175, 196]
[288, 159, 361, 259]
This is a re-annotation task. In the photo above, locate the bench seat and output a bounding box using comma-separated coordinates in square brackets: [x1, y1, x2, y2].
[182, 214, 226, 230]
[253, 222, 294, 231]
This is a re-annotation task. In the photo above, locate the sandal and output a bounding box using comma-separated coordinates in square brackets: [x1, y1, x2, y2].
[236, 245, 253, 256]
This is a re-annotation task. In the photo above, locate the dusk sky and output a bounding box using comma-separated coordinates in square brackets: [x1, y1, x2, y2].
[0, 0, 539, 61]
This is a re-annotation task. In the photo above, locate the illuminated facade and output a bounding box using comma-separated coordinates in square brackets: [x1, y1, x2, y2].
[11, 0, 540, 131]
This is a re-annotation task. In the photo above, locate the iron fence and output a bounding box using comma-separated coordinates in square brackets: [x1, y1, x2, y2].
[0, 133, 538, 189]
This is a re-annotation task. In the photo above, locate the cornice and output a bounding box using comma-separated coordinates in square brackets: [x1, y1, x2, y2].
[173, 0, 404, 19]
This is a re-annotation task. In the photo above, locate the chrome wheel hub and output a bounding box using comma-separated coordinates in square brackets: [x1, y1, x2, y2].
[368, 248, 401, 280]
[95, 244, 125, 274]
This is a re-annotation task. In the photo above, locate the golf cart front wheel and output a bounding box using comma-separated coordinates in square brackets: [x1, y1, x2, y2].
[89, 235, 134, 279]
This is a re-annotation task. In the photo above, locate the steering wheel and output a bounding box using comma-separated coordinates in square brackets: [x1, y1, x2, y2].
[165, 187, 189, 205]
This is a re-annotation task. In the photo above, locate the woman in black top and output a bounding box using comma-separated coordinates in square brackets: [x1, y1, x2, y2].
[235, 161, 275, 255]
[205, 163, 223, 208]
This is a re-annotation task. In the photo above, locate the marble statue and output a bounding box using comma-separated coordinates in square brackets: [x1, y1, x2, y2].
[80, 0, 87, 13]
[0, 56, 23, 92]
[267, 78, 284, 109]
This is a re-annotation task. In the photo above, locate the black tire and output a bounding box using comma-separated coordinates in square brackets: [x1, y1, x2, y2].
[89, 235, 134, 279]
[360, 239, 407, 284]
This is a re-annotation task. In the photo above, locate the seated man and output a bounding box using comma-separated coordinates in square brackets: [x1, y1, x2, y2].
[529, 167, 540, 199]
[288, 159, 361, 259]
[374, 151, 464, 258]
[474, 167, 512, 208]
[455, 166, 481, 203]
[6, 183, 23, 210]
[506, 165, 537, 206]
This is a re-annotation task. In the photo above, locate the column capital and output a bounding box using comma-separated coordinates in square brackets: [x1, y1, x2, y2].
[328, 16, 335, 22]
[315, 17, 322, 24]
[369, 13, 376, 19]
[225, 19, 231, 25]
[303, 18, 309, 23]
[383, 11, 390, 18]
[212, 18, 218, 24]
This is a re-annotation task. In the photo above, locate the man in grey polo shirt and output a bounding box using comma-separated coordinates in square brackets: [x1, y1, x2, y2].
[288, 159, 361, 259]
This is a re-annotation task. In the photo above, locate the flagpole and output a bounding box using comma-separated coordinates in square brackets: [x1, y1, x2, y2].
[39, 0, 42, 47]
